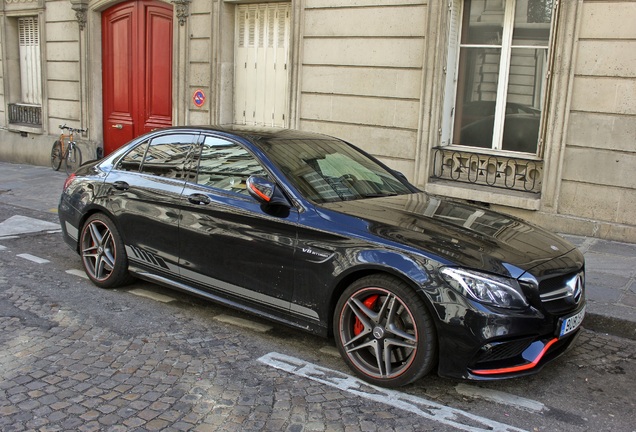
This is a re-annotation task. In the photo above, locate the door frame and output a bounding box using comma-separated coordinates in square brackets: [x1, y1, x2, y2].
[214, 0, 301, 128]
[81, 0, 180, 154]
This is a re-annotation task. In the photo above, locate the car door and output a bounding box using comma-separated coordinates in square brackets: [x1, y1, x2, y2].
[178, 134, 299, 315]
[105, 132, 198, 275]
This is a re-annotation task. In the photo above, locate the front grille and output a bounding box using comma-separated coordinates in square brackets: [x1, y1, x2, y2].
[538, 270, 585, 314]
[474, 337, 534, 364]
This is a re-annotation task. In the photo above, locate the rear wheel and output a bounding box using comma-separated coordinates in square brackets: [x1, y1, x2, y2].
[334, 275, 437, 387]
[65, 144, 83, 175]
[51, 141, 63, 171]
[80, 213, 134, 288]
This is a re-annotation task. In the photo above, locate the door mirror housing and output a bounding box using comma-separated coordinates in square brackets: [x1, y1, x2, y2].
[246, 176, 291, 208]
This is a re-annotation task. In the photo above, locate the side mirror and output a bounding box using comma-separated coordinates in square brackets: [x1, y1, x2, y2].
[246, 176, 291, 208]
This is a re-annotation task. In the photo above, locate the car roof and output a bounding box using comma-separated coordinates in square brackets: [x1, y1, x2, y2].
[161, 125, 339, 144]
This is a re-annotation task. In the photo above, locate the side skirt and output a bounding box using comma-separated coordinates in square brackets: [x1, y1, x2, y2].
[129, 267, 329, 337]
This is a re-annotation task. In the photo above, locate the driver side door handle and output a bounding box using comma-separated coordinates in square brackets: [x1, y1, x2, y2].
[188, 193, 211, 205]
[113, 181, 130, 191]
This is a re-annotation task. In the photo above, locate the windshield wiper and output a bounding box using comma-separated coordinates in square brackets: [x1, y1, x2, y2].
[359, 192, 398, 199]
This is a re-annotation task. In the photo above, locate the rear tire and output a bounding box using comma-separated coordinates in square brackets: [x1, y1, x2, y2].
[334, 274, 437, 387]
[80, 213, 134, 288]
[51, 141, 63, 171]
[65, 145, 83, 175]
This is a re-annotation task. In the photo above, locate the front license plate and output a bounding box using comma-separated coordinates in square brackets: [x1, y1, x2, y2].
[559, 306, 585, 338]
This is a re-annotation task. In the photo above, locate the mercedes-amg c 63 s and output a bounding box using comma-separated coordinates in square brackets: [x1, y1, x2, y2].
[59, 126, 586, 387]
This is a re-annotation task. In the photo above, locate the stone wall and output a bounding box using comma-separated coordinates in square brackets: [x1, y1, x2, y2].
[297, 0, 428, 178]
[557, 0, 636, 236]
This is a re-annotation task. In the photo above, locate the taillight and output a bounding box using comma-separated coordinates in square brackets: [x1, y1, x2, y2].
[63, 173, 77, 191]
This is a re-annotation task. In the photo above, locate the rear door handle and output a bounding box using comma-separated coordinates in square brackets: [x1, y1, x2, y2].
[188, 193, 211, 205]
[112, 181, 130, 191]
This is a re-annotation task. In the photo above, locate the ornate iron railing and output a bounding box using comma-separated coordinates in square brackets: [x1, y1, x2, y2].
[8, 103, 41, 126]
[431, 147, 543, 193]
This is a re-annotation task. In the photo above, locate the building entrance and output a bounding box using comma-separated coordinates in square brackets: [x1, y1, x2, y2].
[102, 0, 173, 155]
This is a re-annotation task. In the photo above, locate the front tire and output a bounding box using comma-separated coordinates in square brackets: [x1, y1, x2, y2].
[334, 275, 437, 387]
[80, 213, 134, 288]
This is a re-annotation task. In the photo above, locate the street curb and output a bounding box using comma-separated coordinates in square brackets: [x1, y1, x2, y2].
[584, 312, 636, 341]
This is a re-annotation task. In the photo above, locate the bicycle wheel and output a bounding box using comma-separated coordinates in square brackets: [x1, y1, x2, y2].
[65, 144, 83, 175]
[51, 140, 63, 171]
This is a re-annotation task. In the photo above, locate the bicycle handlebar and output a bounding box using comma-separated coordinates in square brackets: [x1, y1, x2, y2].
[59, 124, 88, 134]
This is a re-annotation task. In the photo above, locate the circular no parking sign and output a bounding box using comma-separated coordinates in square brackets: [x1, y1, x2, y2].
[193, 89, 206, 107]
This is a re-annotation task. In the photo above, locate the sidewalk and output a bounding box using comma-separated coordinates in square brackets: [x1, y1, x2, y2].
[1, 161, 635, 340]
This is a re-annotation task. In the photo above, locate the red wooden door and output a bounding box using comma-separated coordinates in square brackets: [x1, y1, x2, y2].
[102, 0, 173, 155]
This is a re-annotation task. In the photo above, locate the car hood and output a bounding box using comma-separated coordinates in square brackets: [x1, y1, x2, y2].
[319, 192, 577, 278]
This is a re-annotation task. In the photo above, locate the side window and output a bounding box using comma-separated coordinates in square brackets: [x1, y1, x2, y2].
[116, 139, 150, 172]
[139, 134, 197, 179]
[192, 136, 266, 195]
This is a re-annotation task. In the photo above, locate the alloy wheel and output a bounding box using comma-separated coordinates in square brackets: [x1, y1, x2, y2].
[81, 219, 116, 282]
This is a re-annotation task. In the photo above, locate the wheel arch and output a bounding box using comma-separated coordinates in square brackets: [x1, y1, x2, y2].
[75, 205, 125, 252]
[326, 261, 439, 339]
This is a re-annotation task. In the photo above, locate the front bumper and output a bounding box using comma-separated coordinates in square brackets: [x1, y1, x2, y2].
[428, 286, 586, 380]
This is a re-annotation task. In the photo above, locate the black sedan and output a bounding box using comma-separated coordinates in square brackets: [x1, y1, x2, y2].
[58, 126, 585, 387]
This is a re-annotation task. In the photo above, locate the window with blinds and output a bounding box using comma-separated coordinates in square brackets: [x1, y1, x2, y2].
[234, 3, 291, 127]
[18, 16, 42, 105]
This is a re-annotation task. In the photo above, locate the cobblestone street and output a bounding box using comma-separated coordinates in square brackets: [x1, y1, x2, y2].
[1, 163, 635, 431]
[1, 230, 635, 431]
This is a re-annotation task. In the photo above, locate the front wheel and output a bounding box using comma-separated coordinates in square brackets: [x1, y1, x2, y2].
[80, 213, 134, 288]
[334, 275, 437, 387]
[51, 141, 63, 171]
[65, 144, 83, 175]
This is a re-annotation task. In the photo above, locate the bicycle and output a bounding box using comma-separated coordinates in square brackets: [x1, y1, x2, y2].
[51, 124, 87, 174]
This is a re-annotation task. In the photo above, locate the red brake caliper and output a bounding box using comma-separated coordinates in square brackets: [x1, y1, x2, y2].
[353, 295, 379, 336]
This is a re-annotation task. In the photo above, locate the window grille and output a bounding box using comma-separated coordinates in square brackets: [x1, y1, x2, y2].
[431, 147, 543, 193]
[8, 103, 41, 126]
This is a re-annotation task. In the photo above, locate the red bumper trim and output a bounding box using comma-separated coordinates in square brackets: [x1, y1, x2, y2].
[471, 337, 559, 376]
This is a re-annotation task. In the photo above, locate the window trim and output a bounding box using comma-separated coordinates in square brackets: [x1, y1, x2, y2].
[18, 16, 42, 106]
[2, 11, 47, 134]
[448, 0, 557, 155]
[416, 0, 582, 211]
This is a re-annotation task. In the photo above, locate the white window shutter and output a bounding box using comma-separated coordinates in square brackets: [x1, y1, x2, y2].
[18, 17, 42, 105]
[234, 3, 290, 127]
[440, 0, 461, 146]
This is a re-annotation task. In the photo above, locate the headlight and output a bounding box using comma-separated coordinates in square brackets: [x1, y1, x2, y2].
[440, 267, 528, 309]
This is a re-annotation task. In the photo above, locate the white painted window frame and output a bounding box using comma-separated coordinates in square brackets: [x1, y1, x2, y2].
[444, 0, 556, 155]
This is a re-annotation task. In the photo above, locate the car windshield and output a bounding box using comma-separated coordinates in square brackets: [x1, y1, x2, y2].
[261, 138, 412, 203]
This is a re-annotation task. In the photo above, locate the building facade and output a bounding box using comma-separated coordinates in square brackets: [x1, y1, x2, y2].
[1, 0, 634, 241]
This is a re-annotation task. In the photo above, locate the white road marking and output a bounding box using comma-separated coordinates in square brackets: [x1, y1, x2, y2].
[66, 269, 89, 279]
[0, 215, 60, 237]
[258, 352, 526, 432]
[0, 245, 6, 251]
[128, 288, 175, 303]
[455, 384, 546, 413]
[17, 253, 50, 264]
[214, 314, 272, 333]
